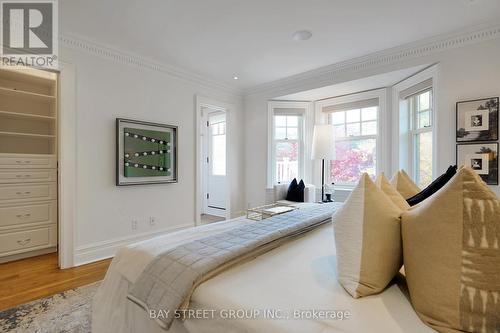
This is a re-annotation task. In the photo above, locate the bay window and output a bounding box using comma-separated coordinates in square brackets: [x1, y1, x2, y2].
[273, 114, 303, 184]
[315, 90, 385, 188]
[268, 101, 309, 187]
[394, 69, 436, 188]
[407, 89, 433, 187]
[328, 106, 378, 185]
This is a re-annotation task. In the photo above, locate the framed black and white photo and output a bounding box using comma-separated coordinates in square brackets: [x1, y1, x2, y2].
[456, 97, 498, 142]
[116, 118, 178, 186]
[457, 143, 498, 185]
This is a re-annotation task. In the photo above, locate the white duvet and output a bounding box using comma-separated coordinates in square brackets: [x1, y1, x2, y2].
[92, 216, 434, 333]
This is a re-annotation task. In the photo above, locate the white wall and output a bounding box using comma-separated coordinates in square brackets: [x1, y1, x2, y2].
[244, 37, 500, 207]
[59, 45, 244, 265]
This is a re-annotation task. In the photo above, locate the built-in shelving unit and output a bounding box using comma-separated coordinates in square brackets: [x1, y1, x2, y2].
[0, 110, 56, 121]
[0, 66, 58, 263]
[0, 131, 56, 138]
[0, 86, 56, 102]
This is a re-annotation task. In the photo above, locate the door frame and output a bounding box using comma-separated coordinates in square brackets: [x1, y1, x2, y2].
[58, 61, 77, 268]
[195, 95, 232, 225]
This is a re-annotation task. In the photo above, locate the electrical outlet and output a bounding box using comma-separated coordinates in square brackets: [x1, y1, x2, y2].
[131, 220, 138, 230]
[149, 217, 156, 226]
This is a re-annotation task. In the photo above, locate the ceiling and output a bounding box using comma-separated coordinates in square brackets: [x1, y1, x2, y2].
[276, 65, 429, 101]
[60, 0, 500, 89]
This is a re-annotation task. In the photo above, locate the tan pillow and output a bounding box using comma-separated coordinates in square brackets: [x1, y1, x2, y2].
[333, 173, 403, 298]
[402, 167, 500, 332]
[376, 173, 410, 210]
[390, 170, 421, 199]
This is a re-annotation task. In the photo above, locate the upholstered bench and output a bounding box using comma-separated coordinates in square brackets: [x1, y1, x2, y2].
[273, 183, 317, 208]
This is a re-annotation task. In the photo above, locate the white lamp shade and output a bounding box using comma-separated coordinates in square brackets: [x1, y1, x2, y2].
[311, 124, 335, 160]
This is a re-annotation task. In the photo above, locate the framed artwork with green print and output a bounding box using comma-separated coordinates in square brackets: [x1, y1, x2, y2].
[116, 118, 178, 185]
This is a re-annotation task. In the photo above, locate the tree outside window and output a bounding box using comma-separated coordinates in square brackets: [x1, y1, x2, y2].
[329, 106, 378, 185]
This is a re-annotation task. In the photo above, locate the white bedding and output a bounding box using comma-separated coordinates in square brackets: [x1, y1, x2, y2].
[92, 216, 434, 333]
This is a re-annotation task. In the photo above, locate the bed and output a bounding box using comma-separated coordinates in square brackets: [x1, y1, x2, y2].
[92, 206, 434, 333]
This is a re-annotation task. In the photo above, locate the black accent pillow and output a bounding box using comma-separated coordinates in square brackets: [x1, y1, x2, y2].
[285, 178, 305, 202]
[406, 165, 457, 206]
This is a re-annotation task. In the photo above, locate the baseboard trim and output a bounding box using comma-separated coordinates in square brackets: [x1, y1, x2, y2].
[0, 247, 56, 264]
[74, 223, 194, 266]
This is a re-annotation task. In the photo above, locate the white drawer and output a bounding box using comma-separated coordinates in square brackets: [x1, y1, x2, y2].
[0, 169, 57, 184]
[0, 154, 56, 169]
[0, 183, 56, 203]
[0, 224, 57, 256]
[0, 200, 56, 229]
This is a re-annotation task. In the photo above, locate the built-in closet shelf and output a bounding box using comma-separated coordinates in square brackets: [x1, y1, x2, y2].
[0, 86, 55, 102]
[0, 66, 58, 263]
[0, 111, 55, 121]
[0, 131, 55, 139]
[0, 67, 56, 87]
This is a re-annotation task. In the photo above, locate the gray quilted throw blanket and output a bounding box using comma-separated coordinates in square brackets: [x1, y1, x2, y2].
[127, 202, 341, 330]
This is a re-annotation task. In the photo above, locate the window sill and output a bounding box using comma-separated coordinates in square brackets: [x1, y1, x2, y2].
[333, 186, 354, 192]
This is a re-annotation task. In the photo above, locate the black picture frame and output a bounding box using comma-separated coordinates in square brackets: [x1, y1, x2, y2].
[116, 118, 178, 186]
[456, 142, 498, 185]
[456, 97, 499, 142]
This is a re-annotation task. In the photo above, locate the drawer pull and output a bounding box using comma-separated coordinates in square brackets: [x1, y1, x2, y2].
[16, 191, 31, 195]
[17, 238, 31, 246]
[14, 160, 31, 164]
[24, 175, 31, 178]
[15, 174, 32, 178]
[16, 213, 31, 218]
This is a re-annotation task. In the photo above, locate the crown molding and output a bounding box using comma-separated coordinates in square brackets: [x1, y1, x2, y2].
[244, 22, 500, 97]
[59, 32, 242, 97]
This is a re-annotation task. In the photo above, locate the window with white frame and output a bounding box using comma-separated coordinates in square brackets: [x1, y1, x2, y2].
[273, 113, 303, 184]
[407, 89, 433, 187]
[209, 114, 226, 176]
[328, 106, 378, 185]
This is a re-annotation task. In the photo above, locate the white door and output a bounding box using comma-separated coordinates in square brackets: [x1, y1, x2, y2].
[204, 111, 227, 216]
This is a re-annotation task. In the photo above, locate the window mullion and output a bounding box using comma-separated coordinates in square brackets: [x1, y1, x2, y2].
[413, 127, 432, 135]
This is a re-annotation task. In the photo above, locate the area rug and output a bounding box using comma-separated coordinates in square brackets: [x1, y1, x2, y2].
[0, 282, 100, 333]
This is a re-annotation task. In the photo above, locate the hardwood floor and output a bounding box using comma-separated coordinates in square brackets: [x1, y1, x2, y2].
[0, 253, 111, 311]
